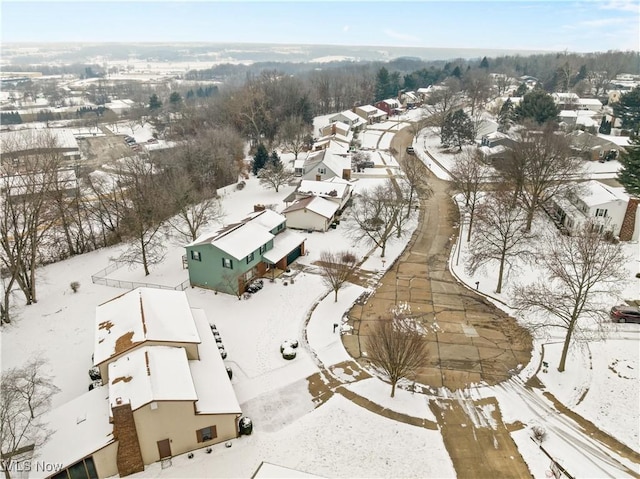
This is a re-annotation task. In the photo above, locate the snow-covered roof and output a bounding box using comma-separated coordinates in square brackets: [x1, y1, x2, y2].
[0, 128, 79, 152]
[211, 221, 275, 260]
[30, 388, 114, 479]
[262, 229, 306, 264]
[417, 87, 432, 94]
[189, 310, 242, 414]
[580, 180, 628, 207]
[94, 288, 201, 367]
[108, 345, 198, 413]
[579, 98, 603, 106]
[381, 98, 400, 107]
[282, 196, 339, 219]
[245, 209, 286, 231]
[357, 104, 379, 114]
[329, 110, 361, 123]
[0, 168, 77, 196]
[298, 179, 350, 199]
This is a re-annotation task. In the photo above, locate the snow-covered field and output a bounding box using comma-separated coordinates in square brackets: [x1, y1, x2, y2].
[2, 121, 638, 478]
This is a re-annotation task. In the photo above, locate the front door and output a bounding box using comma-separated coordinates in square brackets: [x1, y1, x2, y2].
[157, 439, 171, 459]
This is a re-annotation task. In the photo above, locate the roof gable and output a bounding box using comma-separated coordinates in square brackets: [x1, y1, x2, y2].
[94, 288, 200, 366]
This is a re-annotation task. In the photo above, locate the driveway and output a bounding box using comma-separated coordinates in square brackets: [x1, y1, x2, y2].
[343, 126, 532, 391]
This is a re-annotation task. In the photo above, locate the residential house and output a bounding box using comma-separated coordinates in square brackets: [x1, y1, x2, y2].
[568, 130, 622, 161]
[312, 132, 351, 155]
[327, 110, 365, 131]
[577, 98, 603, 112]
[32, 288, 242, 479]
[288, 178, 353, 211]
[301, 149, 351, 182]
[185, 208, 306, 295]
[374, 98, 402, 117]
[552, 92, 580, 110]
[282, 196, 339, 232]
[549, 180, 637, 240]
[558, 110, 601, 130]
[355, 104, 387, 124]
[416, 87, 432, 102]
[479, 131, 518, 162]
[399, 91, 419, 109]
[319, 121, 351, 139]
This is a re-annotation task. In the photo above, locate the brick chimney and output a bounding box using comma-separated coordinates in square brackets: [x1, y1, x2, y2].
[331, 123, 336, 135]
[619, 198, 639, 241]
[112, 400, 144, 477]
[253, 204, 265, 212]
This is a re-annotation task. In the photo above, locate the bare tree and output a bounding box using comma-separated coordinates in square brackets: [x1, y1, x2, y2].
[513, 221, 628, 372]
[277, 115, 311, 160]
[449, 148, 490, 242]
[502, 123, 583, 231]
[257, 158, 294, 193]
[317, 250, 358, 302]
[397, 152, 433, 217]
[462, 69, 493, 117]
[348, 180, 405, 257]
[467, 192, 535, 294]
[1, 358, 59, 478]
[164, 171, 224, 243]
[0, 134, 62, 308]
[365, 314, 429, 397]
[422, 77, 463, 139]
[116, 156, 171, 276]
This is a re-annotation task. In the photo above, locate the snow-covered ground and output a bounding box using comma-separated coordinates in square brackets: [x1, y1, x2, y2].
[2, 119, 638, 478]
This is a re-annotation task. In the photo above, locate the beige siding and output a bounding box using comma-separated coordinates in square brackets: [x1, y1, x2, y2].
[93, 443, 119, 479]
[284, 209, 329, 232]
[133, 401, 239, 463]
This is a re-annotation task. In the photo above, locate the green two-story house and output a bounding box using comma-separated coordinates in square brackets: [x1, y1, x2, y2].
[185, 208, 307, 296]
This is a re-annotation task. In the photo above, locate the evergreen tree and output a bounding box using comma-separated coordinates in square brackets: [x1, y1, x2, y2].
[441, 109, 474, 150]
[515, 83, 528, 97]
[498, 99, 516, 132]
[599, 116, 612, 135]
[269, 150, 281, 166]
[149, 93, 162, 111]
[480, 56, 489, 69]
[375, 67, 391, 101]
[571, 64, 588, 87]
[515, 89, 559, 125]
[617, 137, 640, 197]
[169, 91, 182, 109]
[613, 86, 640, 135]
[451, 66, 462, 78]
[252, 144, 269, 175]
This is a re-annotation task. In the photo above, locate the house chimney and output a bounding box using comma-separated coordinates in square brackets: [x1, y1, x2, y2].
[112, 402, 144, 476]
[254, 204, 265, 212]
[619, 198, 639, 241]
[331, 123, 336, 135]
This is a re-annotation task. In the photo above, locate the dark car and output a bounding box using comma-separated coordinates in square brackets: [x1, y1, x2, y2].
[610, 305, 640, 323]
[406, 146, 415, 155]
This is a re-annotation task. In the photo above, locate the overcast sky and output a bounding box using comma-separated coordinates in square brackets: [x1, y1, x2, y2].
[2, 1, 639, 52]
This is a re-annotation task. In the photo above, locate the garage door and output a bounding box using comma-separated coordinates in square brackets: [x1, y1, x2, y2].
[286, 246, 302, 265]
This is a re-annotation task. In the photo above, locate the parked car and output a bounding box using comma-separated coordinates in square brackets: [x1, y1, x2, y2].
[610, 305, 640, 323]
[360, 161, 375, 168]
[406, 146, 415, 155]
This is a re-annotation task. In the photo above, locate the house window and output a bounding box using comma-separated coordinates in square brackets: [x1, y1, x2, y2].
[246, 252, 255, 264]
[196, 425, 217, 443]
[222, 258, 233, 269]
[50, 457, 98, 479]
[318, 167, 326, 174]
[259, 244, 266, 254]
[596, 208, 608, 217]
[190, 251, 201, 261]
[277, 223, 284, 231]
